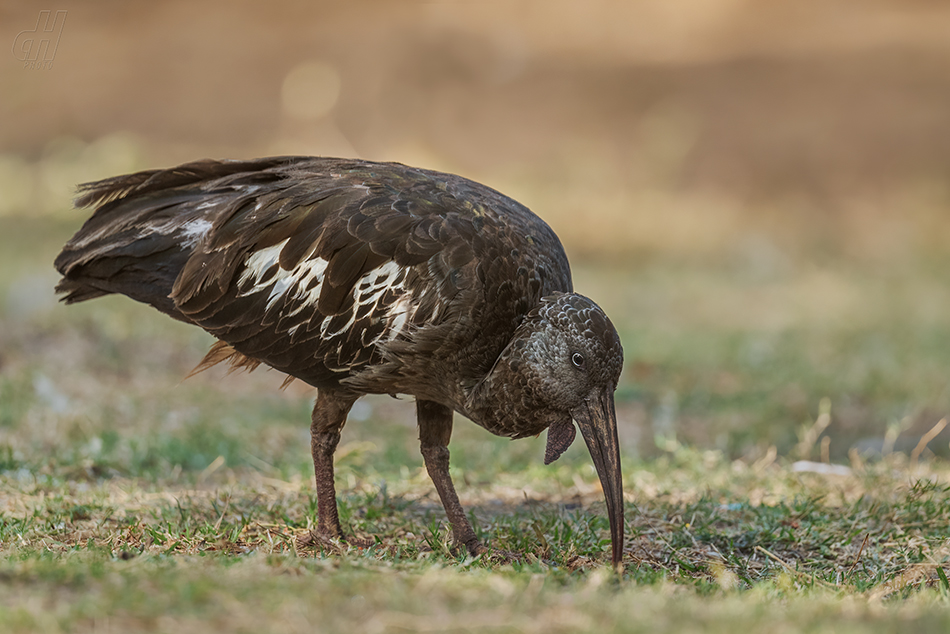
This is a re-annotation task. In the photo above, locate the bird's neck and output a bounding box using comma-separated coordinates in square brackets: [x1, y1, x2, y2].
[462, 321, 564, 439]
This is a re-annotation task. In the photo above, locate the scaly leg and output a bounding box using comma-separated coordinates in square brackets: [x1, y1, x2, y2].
[417, 399, 486, 556]
[309, 388, 356, 540]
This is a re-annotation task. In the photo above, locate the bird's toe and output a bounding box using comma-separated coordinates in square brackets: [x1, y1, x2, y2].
[463, 541, 522, 564]
[296, 529, 374, 555]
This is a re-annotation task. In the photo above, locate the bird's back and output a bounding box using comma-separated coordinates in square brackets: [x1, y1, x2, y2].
[55, 157, 572, 402]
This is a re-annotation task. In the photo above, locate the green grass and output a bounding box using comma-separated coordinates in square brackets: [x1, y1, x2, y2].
[3, 216, 950, 632]
[3, 456, 950, 632]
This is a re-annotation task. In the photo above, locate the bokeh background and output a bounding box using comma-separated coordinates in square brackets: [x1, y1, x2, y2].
[2, 1, 950, 476]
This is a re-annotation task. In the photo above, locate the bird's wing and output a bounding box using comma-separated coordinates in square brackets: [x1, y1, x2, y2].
[61, 156, 571, 388]
[162, 158, 494, 384]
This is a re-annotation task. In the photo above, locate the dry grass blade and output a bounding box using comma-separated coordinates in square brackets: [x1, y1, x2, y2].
[845, 533, 870, 578]
[911, 418, 948, 471]
[754, 546, 837, 590]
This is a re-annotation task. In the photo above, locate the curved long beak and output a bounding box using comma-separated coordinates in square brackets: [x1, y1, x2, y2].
[572, 387, 624, 569]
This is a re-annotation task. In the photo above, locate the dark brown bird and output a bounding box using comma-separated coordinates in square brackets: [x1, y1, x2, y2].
[54, 157, 625, 566]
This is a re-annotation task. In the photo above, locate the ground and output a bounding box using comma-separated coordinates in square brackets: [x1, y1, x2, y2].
[2, 216, 950, 633]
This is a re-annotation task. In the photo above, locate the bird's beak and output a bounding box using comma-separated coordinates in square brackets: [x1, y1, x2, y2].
[572, 387, 624, 570]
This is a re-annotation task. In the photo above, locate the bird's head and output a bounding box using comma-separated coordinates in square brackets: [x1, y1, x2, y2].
[475, 292, 624, 566]
[523, 293, 624, 423]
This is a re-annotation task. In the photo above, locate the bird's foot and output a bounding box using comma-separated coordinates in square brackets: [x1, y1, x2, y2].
[459, 539, 521, 564]
[478, 547, 522, 564]
[295, 529, 374, 555]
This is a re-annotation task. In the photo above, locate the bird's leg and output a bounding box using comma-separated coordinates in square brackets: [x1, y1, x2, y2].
[417, 399, 486, 556]
[309, 388, 355, 540]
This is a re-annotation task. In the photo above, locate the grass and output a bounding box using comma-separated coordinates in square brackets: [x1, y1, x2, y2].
[4, 453, 950, 632]
[3, 215, 950, 632]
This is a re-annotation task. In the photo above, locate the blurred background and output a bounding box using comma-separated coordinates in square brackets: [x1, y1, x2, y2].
[1, 0, 949, 478]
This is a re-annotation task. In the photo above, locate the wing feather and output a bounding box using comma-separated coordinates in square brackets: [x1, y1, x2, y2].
[61, 156, 572, 390]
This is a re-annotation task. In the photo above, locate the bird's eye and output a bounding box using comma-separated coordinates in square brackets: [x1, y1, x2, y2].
[571, 352, 585, 369]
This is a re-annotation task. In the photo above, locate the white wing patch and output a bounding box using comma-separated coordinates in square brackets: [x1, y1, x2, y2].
[179, 219, 214, 247]
[236, 244, 417, 352]
[132, 213, 215, 249]
[237, 239, 330, 312]
[238, 239, 288, 289]
[386, 294, 414, 341]
[320, 260, 409, 338]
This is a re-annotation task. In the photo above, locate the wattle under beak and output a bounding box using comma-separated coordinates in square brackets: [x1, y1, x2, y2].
[572, 387, 624, 569]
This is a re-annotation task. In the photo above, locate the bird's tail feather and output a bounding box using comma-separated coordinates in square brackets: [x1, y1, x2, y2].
[53, 162, 256, 320]
[186, 339, 298, 388]
[186, 340, 263, 377]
